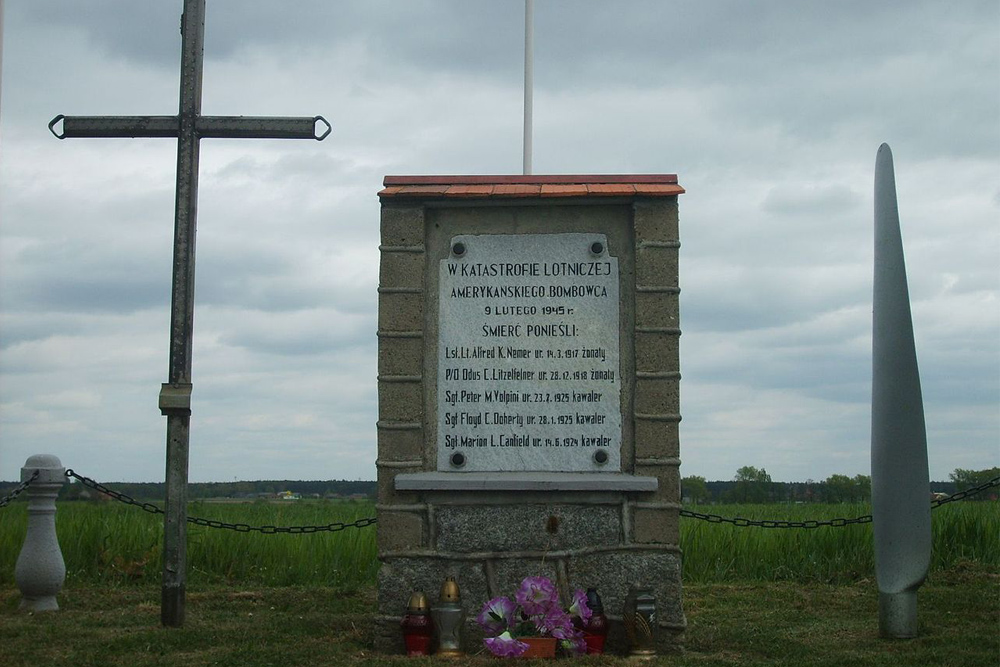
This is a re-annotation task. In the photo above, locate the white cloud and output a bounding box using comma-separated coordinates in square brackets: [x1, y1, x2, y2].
[2, 1, 997, 483]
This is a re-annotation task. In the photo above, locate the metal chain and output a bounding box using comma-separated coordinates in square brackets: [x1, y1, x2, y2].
[932, 476, 1000, 507]
[682, 476, 1000, 529]
[680, 508, 872, 529]
[64, 469, 376, 533]
[0, 470, 39, 508]
[54, 469, 1000, 532]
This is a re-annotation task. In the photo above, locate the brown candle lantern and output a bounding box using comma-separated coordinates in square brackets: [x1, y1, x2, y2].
[400, 591, 432, 656]
[623, 587, 657, 660]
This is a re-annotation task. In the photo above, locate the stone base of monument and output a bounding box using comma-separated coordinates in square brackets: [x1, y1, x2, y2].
[375, 175, 687, 655]
[374, 495, 686, 655]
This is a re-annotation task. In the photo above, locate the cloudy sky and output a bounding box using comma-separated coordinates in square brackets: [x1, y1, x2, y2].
[1, 0, 997, 484]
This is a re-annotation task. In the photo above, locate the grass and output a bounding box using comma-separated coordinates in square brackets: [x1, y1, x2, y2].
[0, 499, 377, 588]
[681, 501, 1000, 583]
[2, 499, 997, 664]
[2, 500, 997, 587]
[1, 564, 996, 666]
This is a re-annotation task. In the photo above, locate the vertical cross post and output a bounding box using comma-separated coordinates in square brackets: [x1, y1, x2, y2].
[160, 0, 204, 627]
[48, 0, 329, 627]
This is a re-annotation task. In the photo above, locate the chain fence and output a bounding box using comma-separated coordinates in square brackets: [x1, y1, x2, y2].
[929, 476, 1000, 507]
[63, 469, 376, 533]
[4, 469, 998, 533]
[0, 470, 38, 508]
[680, 475, 1000, 529]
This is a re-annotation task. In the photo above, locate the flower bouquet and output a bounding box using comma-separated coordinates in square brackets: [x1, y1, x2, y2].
[476, 576, 592, 658]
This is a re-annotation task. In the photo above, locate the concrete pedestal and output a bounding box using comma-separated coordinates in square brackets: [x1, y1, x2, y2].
[15, 455, 66, 612]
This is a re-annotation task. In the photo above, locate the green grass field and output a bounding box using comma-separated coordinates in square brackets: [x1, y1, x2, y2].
[1, 566, 997, 666]
[2, 499, 997, 665]
[2, 499, 996, 587]
[681, 501, 999, 582]
[0, 499, 378, 588]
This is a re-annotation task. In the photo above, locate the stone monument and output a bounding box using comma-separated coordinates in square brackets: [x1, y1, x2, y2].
[375, 174, 685, 654]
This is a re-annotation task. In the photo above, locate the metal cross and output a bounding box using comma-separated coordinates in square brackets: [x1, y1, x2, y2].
[48, 0, 329, 627]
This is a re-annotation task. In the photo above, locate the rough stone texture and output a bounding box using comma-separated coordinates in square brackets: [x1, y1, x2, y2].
[377, 335, 423, 377]
[635, 291, 679, 328]
[380, 205, 425, 246]
[377, 465, 421, 506]
[376, 380, 422, 422]
[634, 330, 680, 373]
[633, 200, 679, 242]
[377, 292, 423, 332]
[634, 419, 680, 459]
[631, 506, 680, 544]
[376, 426, 423, 462]
[377, 558, 489, 617]
[488, 558, 562, 600]
[633, 377, 680, 415]
[634, 464, 681, 503]
[635, 245, 679, 287]
[376, 510, 426, 552]
[435, 504, 622, 552]
[379, 251, 424, 289]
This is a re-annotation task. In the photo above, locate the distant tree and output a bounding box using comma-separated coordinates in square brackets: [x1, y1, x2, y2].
[681, 476, 711, 504]
[853, 474, 872, 502]
[823, 474, 854, 503]
[727, 466, 773, 503]
[949, 467, 1000, 500]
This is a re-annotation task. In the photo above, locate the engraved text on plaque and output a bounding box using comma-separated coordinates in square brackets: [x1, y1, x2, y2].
[437, 233, 621, 472]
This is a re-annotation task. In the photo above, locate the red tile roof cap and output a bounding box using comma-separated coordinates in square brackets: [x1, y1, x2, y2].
[379, 174, 684, 199]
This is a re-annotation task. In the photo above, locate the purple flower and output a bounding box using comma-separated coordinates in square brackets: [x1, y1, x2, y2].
[568, 589, 592, 624]
[476, 596, 516, 634]
[569, 588, 594, 625]
[484, 631, 529, 657]
[516, 576, 558, 615]
[539, 608, 574, 638]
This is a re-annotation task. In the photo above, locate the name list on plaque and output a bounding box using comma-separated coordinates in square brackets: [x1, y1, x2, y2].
[437, 233, 621, 472]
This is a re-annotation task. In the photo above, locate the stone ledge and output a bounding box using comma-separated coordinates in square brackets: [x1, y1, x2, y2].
[380, 543, 682, 560]
[394, 472, 657, 492]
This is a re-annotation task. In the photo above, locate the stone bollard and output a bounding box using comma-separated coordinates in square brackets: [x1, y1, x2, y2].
[15, 454, 67, 612]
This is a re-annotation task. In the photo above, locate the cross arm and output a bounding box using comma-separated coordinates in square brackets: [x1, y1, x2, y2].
[49, 115, 331, 140]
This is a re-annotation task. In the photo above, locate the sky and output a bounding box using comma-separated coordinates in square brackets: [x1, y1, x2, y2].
[1, 0, 997, 484]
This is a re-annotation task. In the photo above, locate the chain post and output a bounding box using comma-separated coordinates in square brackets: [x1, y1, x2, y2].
[15, 455, 67, 611]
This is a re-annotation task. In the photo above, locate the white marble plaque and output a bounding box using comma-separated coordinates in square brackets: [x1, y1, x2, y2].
[437, 233, 621, 472]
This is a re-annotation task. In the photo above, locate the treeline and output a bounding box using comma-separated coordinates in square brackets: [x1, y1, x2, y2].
[46, 479, 377, 502]
[3, 467, 996, 505]
[683, 466, 999, 504]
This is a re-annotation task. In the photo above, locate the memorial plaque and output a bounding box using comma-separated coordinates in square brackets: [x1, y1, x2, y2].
[437, 233, 621, 472]
[378, 175, 686, 655]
